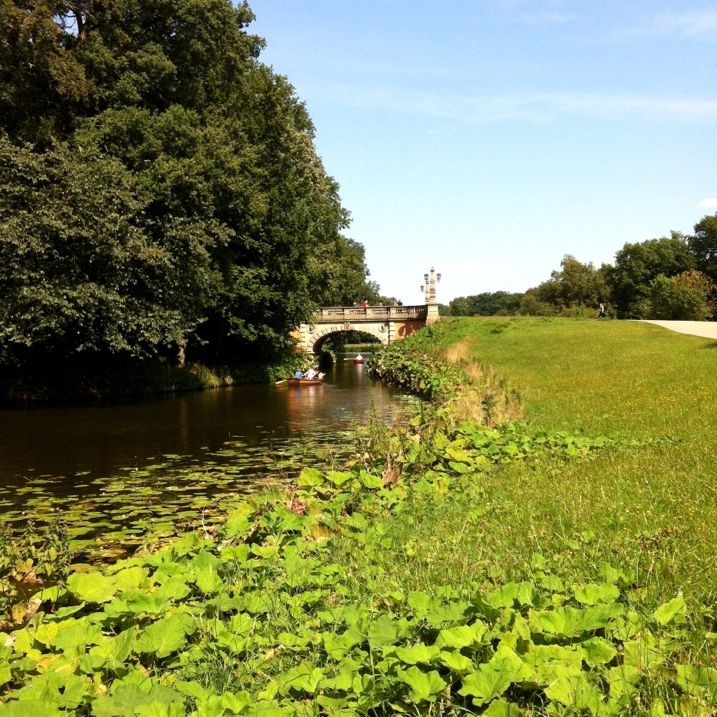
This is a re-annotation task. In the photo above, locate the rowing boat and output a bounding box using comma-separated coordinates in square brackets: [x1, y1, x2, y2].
[287, 377, 324, 386]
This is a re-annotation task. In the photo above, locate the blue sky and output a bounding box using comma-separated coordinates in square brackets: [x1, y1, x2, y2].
[249, 1, 717, 304]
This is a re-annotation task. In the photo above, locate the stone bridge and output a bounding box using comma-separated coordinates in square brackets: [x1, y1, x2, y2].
[296, 304, 439, 355]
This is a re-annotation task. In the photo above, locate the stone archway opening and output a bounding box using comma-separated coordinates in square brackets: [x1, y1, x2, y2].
[313, 329, 383, 356]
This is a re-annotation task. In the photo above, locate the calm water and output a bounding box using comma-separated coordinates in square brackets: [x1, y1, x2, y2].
[0, 360, 411, 545]
[0, 360, 398, 481]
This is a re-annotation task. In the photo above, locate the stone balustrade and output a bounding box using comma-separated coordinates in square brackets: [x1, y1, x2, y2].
[311, 305, 428, 322]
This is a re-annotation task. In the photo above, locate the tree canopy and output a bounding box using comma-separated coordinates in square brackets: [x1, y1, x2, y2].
[603, 233, 696, 318]
[449, 291, 522, 317]
[688, 214, 717, 285]
[1, 0, 377, 372]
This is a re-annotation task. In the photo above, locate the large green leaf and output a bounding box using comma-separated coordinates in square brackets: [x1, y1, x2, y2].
[224, 505, 254, 538]
[486, 581, 537, 608]
[297, 468, 324, 487]
[89, 626, 138, 670]
[445, 442, 473, 464]
[326, 471, 353, 486]
[67, 571, 118, 603]
[653, 597, 686, 626]
[580, 637, 617, 667]
[544, 674, 604, 713]
[436, 622, 486, 649]
[438, 650, 474, 673]
[482, 700, 522, 717]
[397, 666, 447, 703]
[0, 700, 64, 717]
[13, 672, 90, 709]
[50, 617, 104, 652]
[112, 566, 148, 592]
[92, 683, 185, 717]
[530, 603, 624, 638]
[135, 613, 197, 658]
[394, 644, 441, 665]
[192, 550, 223, 594]
[195, 692, 253, 715]
[524, 644, 583, 684]
[0, 661, 12, 687]
[367, 616, 398, 648]
[676, 664, 717, 703]
[573, 583, 620, 606]
[459, 646, 533, 706]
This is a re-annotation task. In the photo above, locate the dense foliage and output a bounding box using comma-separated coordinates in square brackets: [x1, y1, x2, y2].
[0, 0, 378, 383]
[449, 215, 717, 320]
[603, 233, 696, 319]
[448, 292, 522, 318]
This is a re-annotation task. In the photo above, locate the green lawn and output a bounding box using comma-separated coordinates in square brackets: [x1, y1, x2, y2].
[449, 316, 717, 441]
[355, 317, 717, 631]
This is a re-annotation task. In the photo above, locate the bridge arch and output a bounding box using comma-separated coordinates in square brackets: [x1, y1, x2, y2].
[309, 325, 387, 355]
[296, 304, 438, 355]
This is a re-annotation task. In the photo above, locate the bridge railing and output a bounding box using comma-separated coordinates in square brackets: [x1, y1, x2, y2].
[312, 305, 428, 322]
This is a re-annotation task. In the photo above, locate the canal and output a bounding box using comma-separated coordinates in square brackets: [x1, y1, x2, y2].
[0, 359, 414, 555]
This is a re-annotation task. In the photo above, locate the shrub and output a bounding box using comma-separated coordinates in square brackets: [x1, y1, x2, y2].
[648, 270, 715, 320]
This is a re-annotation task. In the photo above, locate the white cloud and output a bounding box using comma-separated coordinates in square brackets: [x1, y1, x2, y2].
[698, 198, 717, 209]
[652, 10, 717, 38]
[326, 86, 717, 123]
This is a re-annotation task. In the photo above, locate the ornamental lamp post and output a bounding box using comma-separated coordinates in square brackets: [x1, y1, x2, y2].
[420, 267, 442, 325]
[420, 267, 441, 304]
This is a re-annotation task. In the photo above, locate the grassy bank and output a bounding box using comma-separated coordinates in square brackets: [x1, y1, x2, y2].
[376, 317, 717, 606]
[1, 321, 716, 715]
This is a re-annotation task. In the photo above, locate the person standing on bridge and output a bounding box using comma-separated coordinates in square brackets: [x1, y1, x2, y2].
[360, 299, 369, 308]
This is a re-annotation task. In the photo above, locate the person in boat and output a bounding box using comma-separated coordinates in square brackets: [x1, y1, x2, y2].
[305, 367, 318, 380]
[293, 369, 303, 379]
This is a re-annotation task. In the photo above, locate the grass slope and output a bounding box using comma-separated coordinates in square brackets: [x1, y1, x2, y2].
[363, 317, 717, 616]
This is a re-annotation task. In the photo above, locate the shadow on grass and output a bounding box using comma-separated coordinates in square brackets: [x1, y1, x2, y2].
[700, 341, 717, 349]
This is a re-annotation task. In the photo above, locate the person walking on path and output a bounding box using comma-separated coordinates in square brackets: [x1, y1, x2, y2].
[598, 302, 606, 318]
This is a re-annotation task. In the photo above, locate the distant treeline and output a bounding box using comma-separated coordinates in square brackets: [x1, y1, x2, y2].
[446, 215, 717, 320]
[0, 0, 382, 396]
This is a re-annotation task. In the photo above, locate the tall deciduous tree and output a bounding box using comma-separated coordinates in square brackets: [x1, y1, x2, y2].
[520, 256, 607, 314]
[688, 214, 717, 285]
[551, 255, 608, 308]
[0, 135, 217, 364]
[0, 0, 92, 143]
[605, 234, 695, 318]
[1, 0, 375, 373]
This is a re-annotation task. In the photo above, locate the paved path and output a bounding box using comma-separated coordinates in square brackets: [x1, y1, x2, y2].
[637, 320, 717, 340]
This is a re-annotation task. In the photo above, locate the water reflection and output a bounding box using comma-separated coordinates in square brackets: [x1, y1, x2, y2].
[0, 360, 420, 551]
[0, 360, 403, 484]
